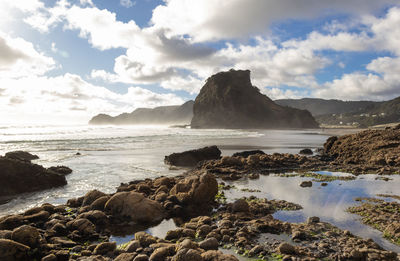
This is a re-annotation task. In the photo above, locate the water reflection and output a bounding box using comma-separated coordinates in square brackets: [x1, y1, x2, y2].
[109, 219, 177, 245]
[222, 173, 400, 253]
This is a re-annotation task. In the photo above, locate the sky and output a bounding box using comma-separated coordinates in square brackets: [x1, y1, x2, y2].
[0, 0, 400, 124]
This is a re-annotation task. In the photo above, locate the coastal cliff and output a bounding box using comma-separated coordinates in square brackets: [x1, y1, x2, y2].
[191, 69, 319, 129]
[89, 100, 194, 125]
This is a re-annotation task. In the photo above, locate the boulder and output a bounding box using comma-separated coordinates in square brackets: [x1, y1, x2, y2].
[133, 254, 149, 261]
[0, 230, 12, 239]
[82, 190, 107, 206]
[300, 181, 312, 187]
[77, 210, 108, 226]
[115, 253, 136, 261]
[170, 173, 218, 205]
[307, 216, 320, 224]
[0, 157, 67, 198]
[299, 148, 313, 155]
[0, 239, 30, 261]
[231, 199, 249, 213]
[125, 240, 141, 252]
[190, 69, 318, 129]
[134, 232, 157, 247]
[277, 242, 296, 255]
[66, 218, 95, 235]
[41, 253, 57, 261]
[11, 225, 41, 247]
[172, 249, 202, 261]
[104, 192, 165, 224]
[149, 246, 175, 261]
[47, 166, 73, 175]
[0, 215, 24, 230]
[199, 237, 219, 250]
[232, 150, 265, 158]
[90, 196, 110, 211]
[93, 242, 116, 255]
[201, 250, 239, 261]
[4, 151, 38, 161]
[164, 146, 221, 167]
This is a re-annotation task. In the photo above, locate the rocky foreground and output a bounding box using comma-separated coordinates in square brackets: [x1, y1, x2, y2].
[1, 170, 399, 261]
[1, 126, 400, 260]
[348, 197, 400, 247]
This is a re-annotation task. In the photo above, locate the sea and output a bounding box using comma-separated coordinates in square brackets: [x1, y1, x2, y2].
[1, 124, 399, 252]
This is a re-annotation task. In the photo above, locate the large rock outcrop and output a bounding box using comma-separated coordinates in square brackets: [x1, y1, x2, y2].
[164, 146, 221, 167]
[0, 156, 67, 200]
[89, 100, 194, 125]
[323, 125, 400, 167]
[191, 69, 319, 129]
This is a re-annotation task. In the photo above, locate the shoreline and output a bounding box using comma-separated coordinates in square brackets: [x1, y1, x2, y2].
[1, 126, 400, 260]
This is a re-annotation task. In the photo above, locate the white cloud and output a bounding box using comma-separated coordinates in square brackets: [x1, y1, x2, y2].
[282, 31, 372, 52]
[80, 0, 94, 7]
[51, 42, 58, 53]
[0, 33, 55, 78]
[0, 73, 185, 124]
[120, 0, 135, 8]
[0, 0, 44, 13]
[151, 0, 398, 42]
[9, 0, 400, 102]
[50, 42, 69, 58]
[315, 56, 400, 100]
[263, 87, 309, 100]
[91, 37, 327, 92]
[160, 75, 204, 94]
[22, 0, 70, 33]
[366, 7, 400, 55]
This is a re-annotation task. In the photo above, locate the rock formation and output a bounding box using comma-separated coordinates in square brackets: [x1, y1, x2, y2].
[191, 69, 319, 129]
[164, 146, 221, 167]
[89, 100, 194, 125]
[0, 155, 68, 201]
[4, 151, 39, 162]
[104, 191, 166, 225]
[323, 125, 400, 167]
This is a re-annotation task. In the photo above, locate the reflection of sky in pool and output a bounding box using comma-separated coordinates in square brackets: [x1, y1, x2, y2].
[222, 173, 400, 253]
[314, 170, 355, 177]
[110, 219, 177, 246]
[109, 172, 400, 254]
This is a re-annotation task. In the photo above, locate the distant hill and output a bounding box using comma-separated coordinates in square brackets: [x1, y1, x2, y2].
[275, 98, 378, 116]
[191, 69, 319, 129]
[89, 100, 194, 125]
[315, 96, 400, 127]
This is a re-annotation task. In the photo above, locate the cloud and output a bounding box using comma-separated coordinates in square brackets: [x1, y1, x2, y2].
[12, 0, 400, 101]
[263, 87, 309, 100]
[0, 36, 28, 66]
[0, 73, 185, 124]
[79, 0, 94, 7]
[120, 0, 135, 8]
[62, 3, 399, 97]
[90, 36, 327, 92]
[315, 56, 400, 100]
[367, 7, 400, 55]
[0, 33, 55, 78]
[50, 42, 69, 58]
[150, 0, 398, 42]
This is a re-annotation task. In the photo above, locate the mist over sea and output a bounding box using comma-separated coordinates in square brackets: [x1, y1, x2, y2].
[0, 125, 328, 215]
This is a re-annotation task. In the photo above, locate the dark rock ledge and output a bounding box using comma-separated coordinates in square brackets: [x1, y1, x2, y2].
[0, 151, 72, 203]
